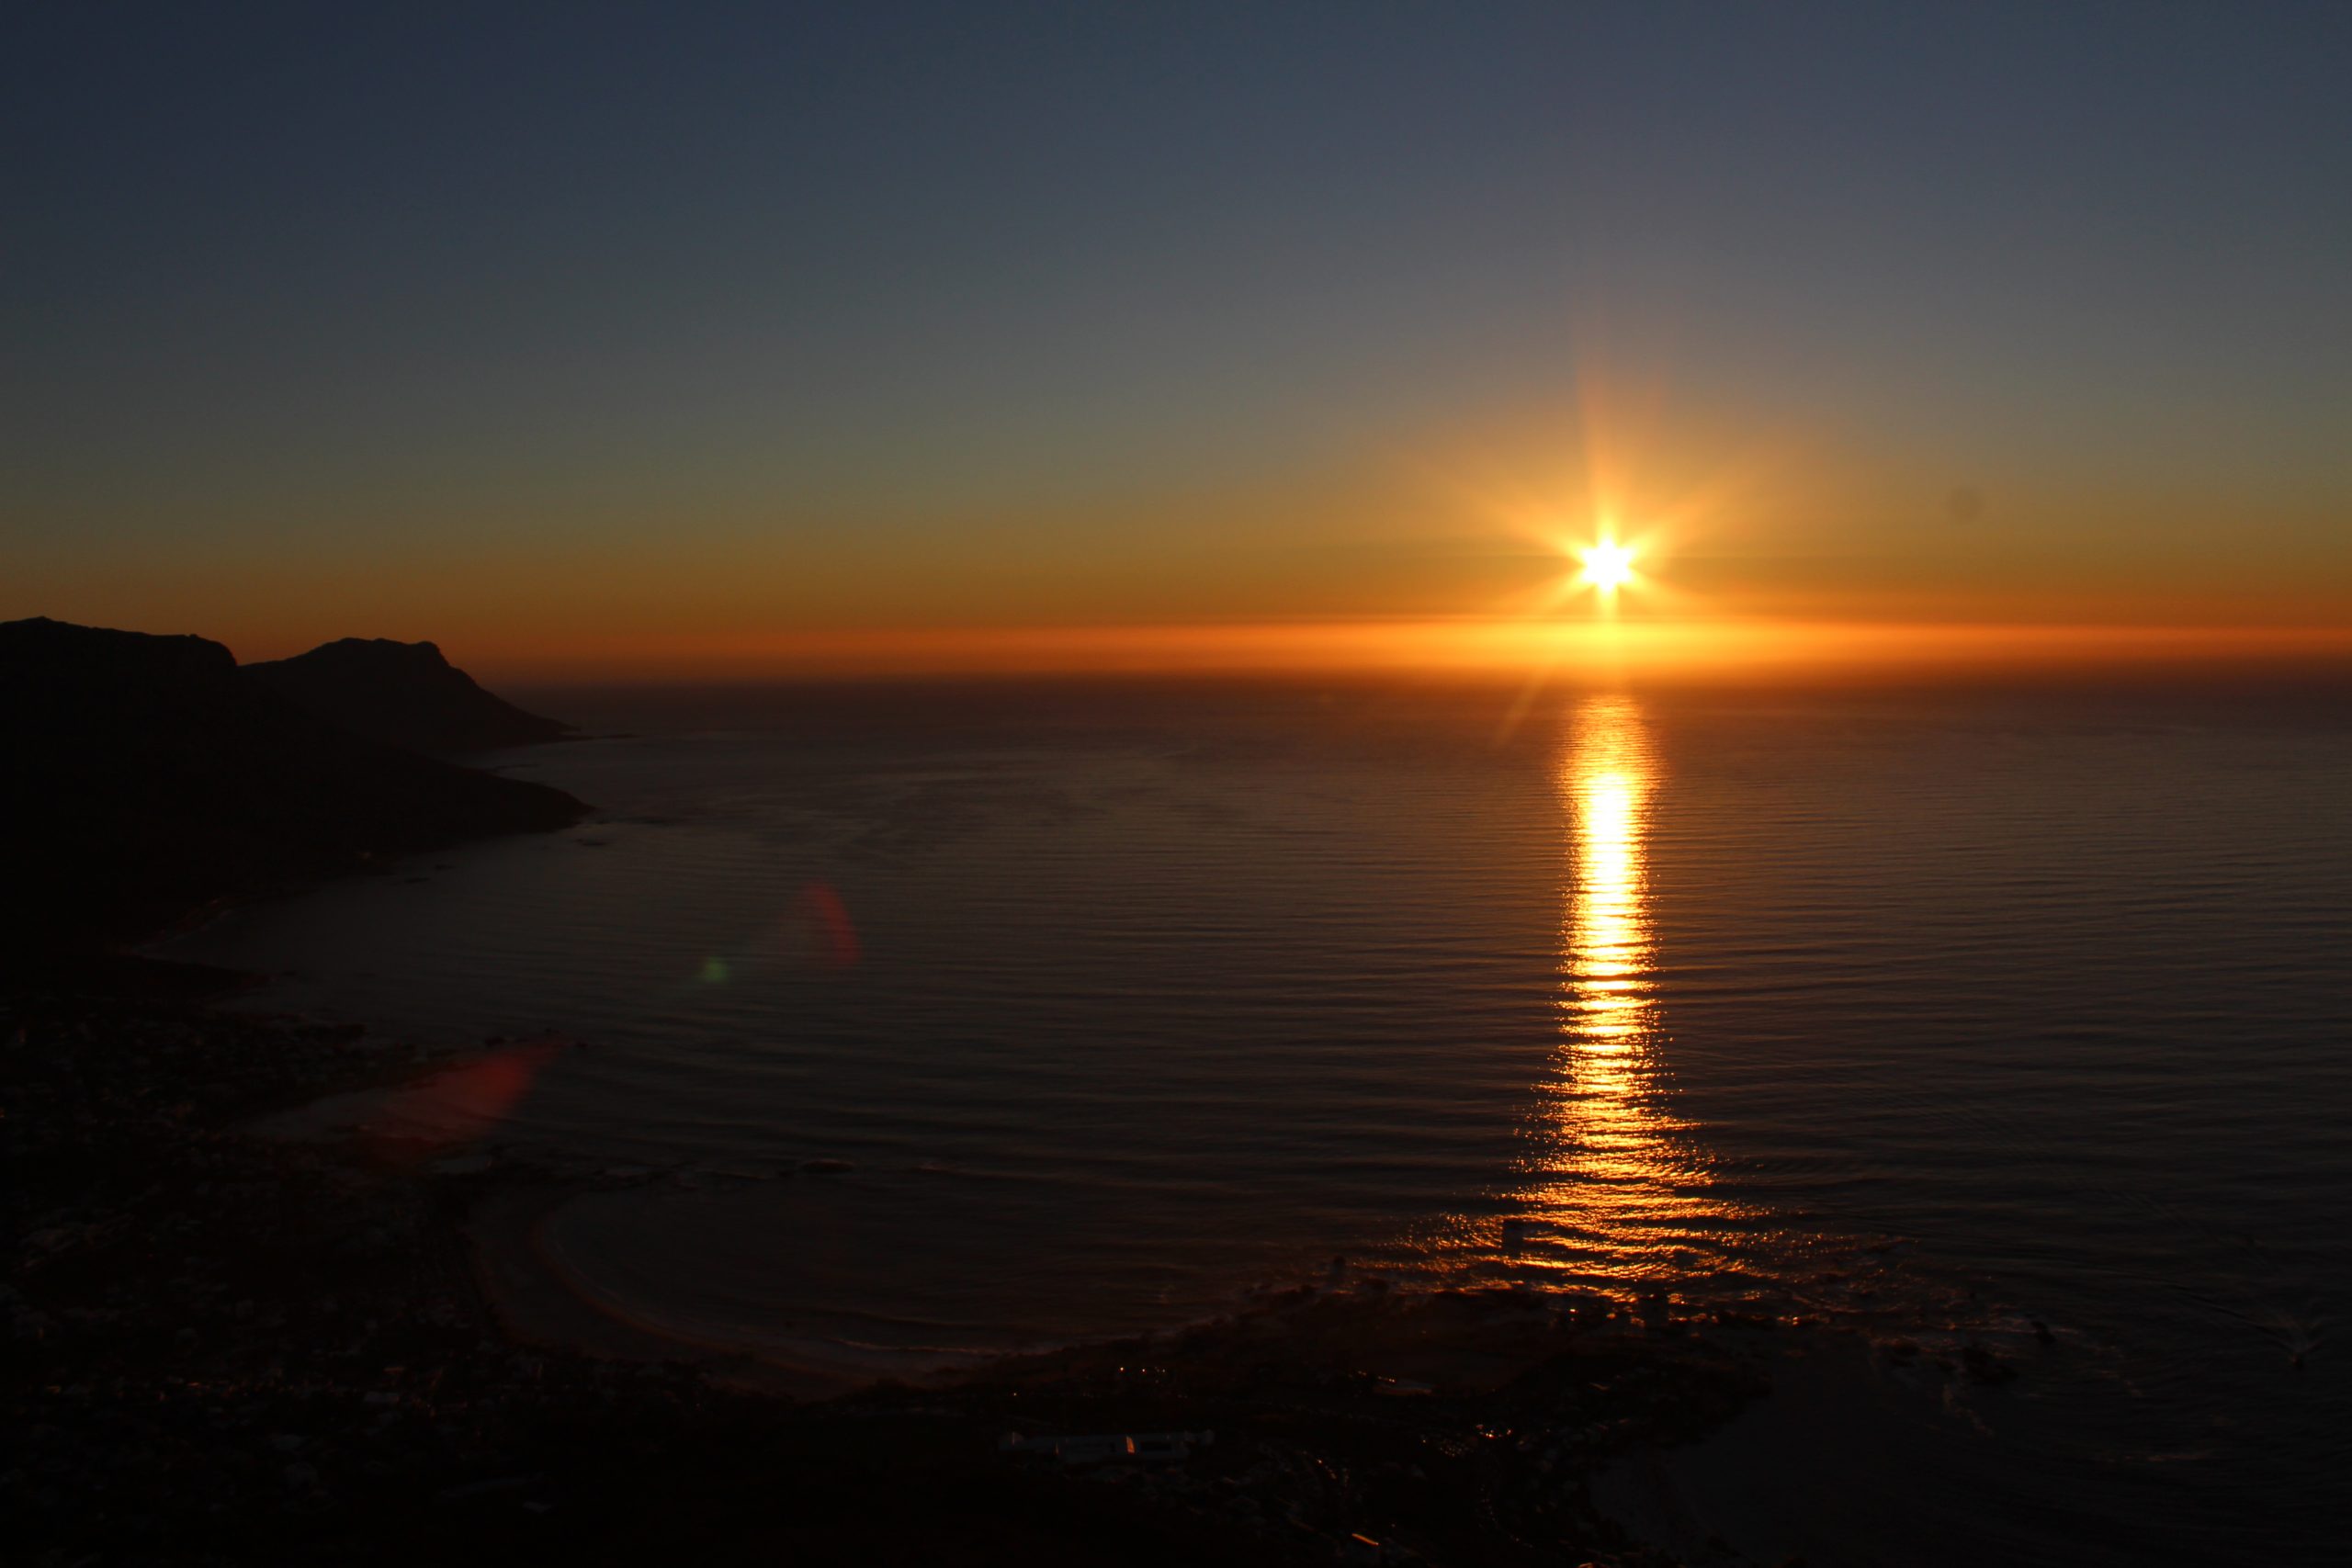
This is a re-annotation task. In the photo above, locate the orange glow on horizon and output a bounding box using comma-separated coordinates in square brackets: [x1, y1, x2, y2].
[436, 617, 2352, 684]
[18, 365, 2347, 683]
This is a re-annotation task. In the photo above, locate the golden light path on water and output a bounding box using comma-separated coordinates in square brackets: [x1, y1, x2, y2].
[1428, 693, 1763, 1289]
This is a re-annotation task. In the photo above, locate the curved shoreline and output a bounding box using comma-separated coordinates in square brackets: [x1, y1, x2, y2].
[466, 1179, 911, 1397]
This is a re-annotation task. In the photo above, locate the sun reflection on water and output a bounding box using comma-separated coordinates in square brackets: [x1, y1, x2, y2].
[1562, 699, 1655, 1057]
[1431, 692, 1759, 1288]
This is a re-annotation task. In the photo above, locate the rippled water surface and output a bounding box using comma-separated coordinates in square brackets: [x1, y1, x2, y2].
[165, 679, 2352, 1562]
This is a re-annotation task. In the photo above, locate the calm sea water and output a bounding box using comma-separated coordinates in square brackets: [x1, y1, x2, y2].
[165, 677, 2351, 1563]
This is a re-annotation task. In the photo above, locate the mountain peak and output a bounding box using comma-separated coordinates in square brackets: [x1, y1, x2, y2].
[243, 638, 572, 756]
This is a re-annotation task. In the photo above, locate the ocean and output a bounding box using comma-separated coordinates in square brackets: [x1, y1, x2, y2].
[161, 675, 2352, 1564]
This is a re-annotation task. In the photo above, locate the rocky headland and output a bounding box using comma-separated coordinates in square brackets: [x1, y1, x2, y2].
[0, 617, 585, 966]
[243, 637, 575, 757]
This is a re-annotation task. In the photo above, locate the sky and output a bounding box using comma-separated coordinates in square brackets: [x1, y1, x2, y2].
[6, 2, 2348, 678]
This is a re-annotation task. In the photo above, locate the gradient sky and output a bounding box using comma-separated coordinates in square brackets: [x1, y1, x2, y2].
[6, 2, 2348, 676]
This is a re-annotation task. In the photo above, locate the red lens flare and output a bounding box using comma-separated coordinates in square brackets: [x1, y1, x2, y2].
[364, 1037, 563, 1163]
[799, 881, 861, 969]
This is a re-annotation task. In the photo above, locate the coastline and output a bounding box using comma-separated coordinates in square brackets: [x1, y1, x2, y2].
[10, 979, 1815, 1566]
[465, 1180, 876, 1397]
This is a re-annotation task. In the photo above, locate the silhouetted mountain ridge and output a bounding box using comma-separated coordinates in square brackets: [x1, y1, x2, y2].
[1, 617, 587, 961]
[243, 637, 573, 755]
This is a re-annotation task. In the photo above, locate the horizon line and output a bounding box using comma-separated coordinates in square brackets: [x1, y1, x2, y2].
[413, 617, 2352, 685]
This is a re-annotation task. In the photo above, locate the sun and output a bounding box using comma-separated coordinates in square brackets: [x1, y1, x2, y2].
[1577, 537, 1636, 593]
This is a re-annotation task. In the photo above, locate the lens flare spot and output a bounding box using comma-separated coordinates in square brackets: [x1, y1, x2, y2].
[799, 881, 861, 969]
[699, 956, 731, 984]
[363, 1038, 563, 1163]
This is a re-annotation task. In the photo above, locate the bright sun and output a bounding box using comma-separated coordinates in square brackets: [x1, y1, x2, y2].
[1577, 537, 1636, 593]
